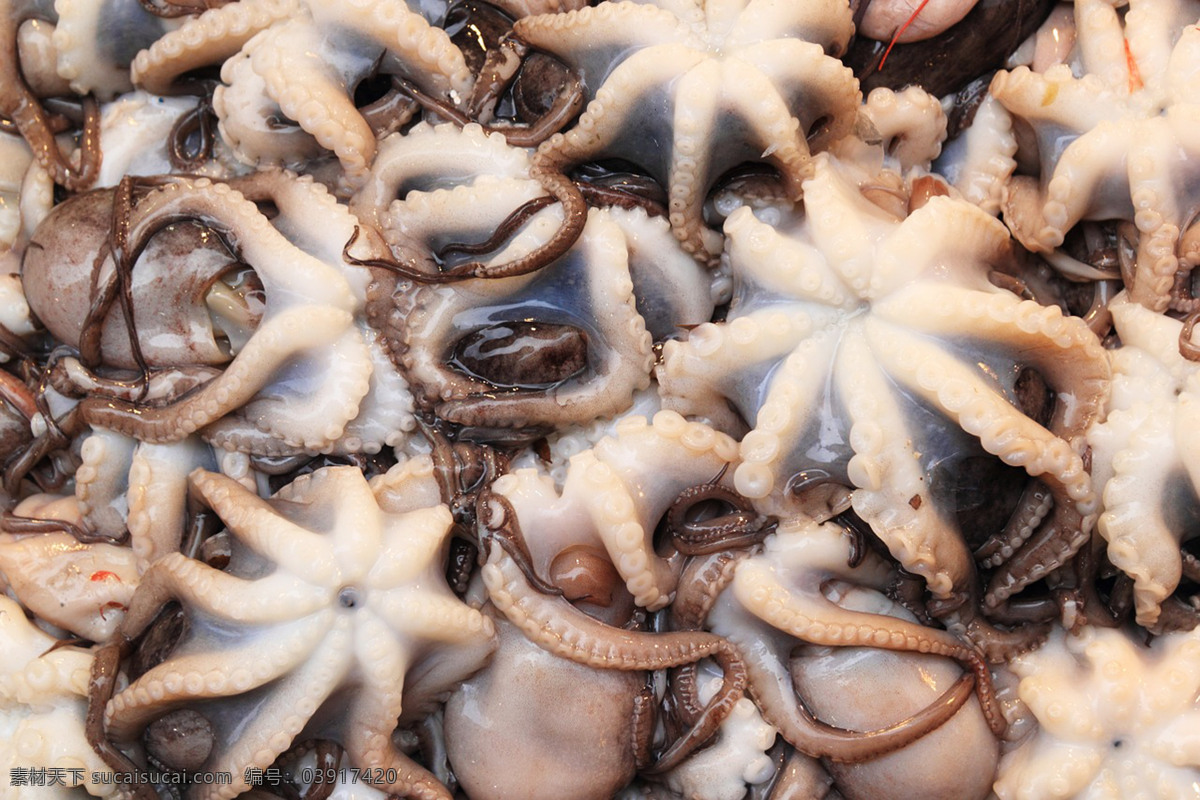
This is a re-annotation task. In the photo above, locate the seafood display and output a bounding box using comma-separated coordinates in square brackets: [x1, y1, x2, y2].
[2, 0, 1200, 798]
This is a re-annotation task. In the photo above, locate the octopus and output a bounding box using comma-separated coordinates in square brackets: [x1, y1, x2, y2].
[514, 0, 862, 261]
[360, 124, 713, 437]
[706, 514, 1002, 762]
[1087, 291, 1200, 632]
[993, 624, 1200, 800]
[97, 459, 497, 800]
[131, 0, 472, 186]
[440, 413, 762, 798]
[658, 152, 1110, 641]
[788, 583, 1002, 800]
[21, 170, 415, 457]
[6, 0, 1200, 796]
[988, 0, 1200, 311]
[488, 409, 740, 612]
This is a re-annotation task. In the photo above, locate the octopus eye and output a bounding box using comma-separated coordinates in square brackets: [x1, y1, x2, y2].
[449, 320, 588, 390]
[205, 265, 266, 357]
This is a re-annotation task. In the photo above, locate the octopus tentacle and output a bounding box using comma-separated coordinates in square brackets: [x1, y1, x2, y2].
[836, 326, 974, 602]
[874, 285, 1109, 445]
[75, 427, 138, 539]
[351, 121, 533, 233]
[201, 332, 397, 456]
[345, 695, 451, 800]
[130, 0, 300, 95]
[189, 469, 335, 575]
[371, 588, 499, 645]
[939, 93, 1018, 214]
[104, 612, 337, 738]
[712, 597, 978, 763]
[662, 312, 840, 446]
[1094, 396, 1187, 628]
[343, 611, 453, 800]
[973, 480, 1053, 569]
[124, 551, 329, 626]
[126, 437, 218, 570]
[191, 625, 354, 800]
[481, 538, 747, 769]
[81, 306, 353, 444]
[51, 357, 222, 404]
[728, 325, 841, 499]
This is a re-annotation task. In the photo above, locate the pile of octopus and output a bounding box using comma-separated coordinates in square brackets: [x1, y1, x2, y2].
[1, 0, 1200, 798]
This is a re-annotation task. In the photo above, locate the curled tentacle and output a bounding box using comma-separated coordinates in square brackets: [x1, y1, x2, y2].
[0, 2, 102, 190]
[480, 536, 747, 770]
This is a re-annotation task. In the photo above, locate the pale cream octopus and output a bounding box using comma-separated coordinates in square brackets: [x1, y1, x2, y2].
[0, 1, 1199, 800]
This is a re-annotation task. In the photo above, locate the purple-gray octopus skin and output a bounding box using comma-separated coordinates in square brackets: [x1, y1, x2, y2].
[20, 183, 247, 371]
[443, 617, 647, 800]
[845, 0, 1056, 97]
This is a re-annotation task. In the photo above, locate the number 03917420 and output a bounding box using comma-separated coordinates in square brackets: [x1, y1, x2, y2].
[299, 767, 400, 786]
